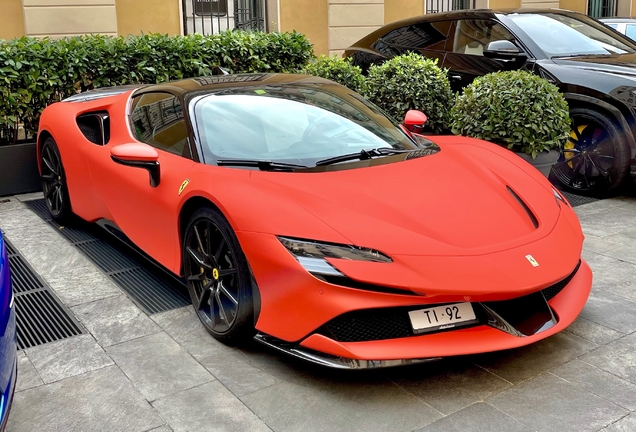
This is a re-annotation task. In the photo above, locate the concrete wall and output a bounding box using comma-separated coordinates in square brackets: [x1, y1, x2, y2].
[22, 0, 117, 37]
[0, 0, 25, 39]
[328, 0, 384, 56]
[559, 0, 587, 12]
[519, 0, 559, 9]
[116, 0, 181, 36]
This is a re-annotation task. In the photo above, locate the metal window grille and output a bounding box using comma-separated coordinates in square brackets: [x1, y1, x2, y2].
[426, 0, 475, 14]
[182, 0, 265, 35]
[588, 0, 617, 17]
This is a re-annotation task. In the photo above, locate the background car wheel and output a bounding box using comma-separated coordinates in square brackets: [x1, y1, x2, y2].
[183, 207, 255, 345]
[40, 137, 73, 222]
[550, 107, 630, 195]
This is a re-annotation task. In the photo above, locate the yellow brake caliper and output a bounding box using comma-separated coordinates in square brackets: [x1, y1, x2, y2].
[565, 125, 588, 168]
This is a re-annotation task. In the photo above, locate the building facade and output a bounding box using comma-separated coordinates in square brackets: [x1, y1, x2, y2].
[0, 0, 630, 55]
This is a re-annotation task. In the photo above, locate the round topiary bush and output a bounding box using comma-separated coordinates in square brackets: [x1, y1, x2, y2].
[364, 52, 453, 133]
[302, 55, 366, 93]
[451, 70, 570, 158]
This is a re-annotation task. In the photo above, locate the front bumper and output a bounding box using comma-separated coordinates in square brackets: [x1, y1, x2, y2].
[256, 260, 592, 369]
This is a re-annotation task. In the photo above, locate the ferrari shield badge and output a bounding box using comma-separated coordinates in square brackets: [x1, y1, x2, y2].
[525, 254, 539, 267]
[178, 179, 190, 196]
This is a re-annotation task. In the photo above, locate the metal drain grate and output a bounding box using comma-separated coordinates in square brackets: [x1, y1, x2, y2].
[4, 237, 84, 350]
[24, 199, 190, 315]
[561, 191, 600, 207]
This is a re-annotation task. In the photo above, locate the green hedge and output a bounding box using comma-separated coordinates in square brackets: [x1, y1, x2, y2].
[302, 55, 366, 93]
[451, 70, 570, 157]
[0, 31, 314, 145]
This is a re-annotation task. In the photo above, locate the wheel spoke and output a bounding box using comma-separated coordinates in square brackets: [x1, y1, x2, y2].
[193, 226, 207, 257]
[594, 154, 614, 160]
[219, 268, 237, 277]
[572, 124, 584, 141]
[219, 282, 238, 306]
[42, 156, 56, 175]
[206, 221, 213, 257]
[186, 246, 212, 269]
[214, 237, 226, 261]
[215, 290, 228, 322]
[188, 273, 206, 281]
[197, 281, 214, 310]
[45, 185, 56, 199]
[563, 153, 583, 164]
[587, 155, 610, 177]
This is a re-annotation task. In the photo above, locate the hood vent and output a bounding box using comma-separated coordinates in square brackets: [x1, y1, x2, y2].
[506, 186, 539, 229]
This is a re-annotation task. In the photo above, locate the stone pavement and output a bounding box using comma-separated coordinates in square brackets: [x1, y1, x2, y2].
[1, 193, 636, 432]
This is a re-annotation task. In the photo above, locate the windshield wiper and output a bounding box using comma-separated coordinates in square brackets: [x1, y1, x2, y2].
[217, 159, 308, 171]
[315, 148, 410, 167]
[552, 53, 616, 59]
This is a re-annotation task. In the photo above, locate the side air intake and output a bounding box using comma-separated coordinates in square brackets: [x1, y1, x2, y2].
[506, 186, 539, 229]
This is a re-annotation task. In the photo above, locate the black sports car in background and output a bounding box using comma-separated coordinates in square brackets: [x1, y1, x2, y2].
[346, 9, 636, 195]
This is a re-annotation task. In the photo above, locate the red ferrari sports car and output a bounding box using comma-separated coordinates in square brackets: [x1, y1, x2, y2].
[37, 73, 592, 368]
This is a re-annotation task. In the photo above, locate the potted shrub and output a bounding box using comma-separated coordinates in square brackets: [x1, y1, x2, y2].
[451, 70, 570, 177]
[302, 55, 366, 93]
[364, 52, 453, 134]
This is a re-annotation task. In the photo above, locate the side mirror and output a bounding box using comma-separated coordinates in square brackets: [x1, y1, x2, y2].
[483, 40, 527, 61]
[111, 143, 161, 187]
[403, 110, 428, 133]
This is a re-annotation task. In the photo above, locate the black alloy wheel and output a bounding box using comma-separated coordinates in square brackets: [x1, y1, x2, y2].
[183, 207, 255, 344]
[550, 107, 630, 195]
[40, 137, 72, 222]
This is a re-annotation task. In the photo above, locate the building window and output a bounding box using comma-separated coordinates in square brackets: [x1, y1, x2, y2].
[588, 0, 617, 18]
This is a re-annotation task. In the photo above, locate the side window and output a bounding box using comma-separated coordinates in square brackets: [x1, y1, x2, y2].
[626, 25, 636, 40]
[130, 92, 191, 158]
[449, 20, 514, 56]
[372, 21, 452, 57]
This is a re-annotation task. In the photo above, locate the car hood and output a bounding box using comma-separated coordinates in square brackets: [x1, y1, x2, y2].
[252, 141, 561, 257]
[552, 53, 636, 77]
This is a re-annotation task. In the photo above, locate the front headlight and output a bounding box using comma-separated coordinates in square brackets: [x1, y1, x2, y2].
[277, 236, 392, 276]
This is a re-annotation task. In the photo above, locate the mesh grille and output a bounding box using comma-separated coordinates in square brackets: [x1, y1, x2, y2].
[318, 309, 413, 342]
[541, 261, 581, 301]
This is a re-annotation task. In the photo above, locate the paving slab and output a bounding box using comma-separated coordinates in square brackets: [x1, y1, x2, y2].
[71, 295, 160, 347]
[240, 373, 443, 432]
[198, 351, 277, 397]
[415, 402, 533, 432]
[387, 358, 511, 415]
[577, 206, 636, 237]
[587, 259, 636, 302]
[579, 289, 636, 334]
[106, 332, 214, 401]
[602, 413, 636, 432]
[25, 334, 113, 384]
[5, 365, 163, 432]
[488, 373, 627, 432]
[564, 316, 625, 346]
[44, 261, 121, 307]
[580, 333, 636, 384]
[551, 359, 636, 411]
[473, 332, 597, 383]
[152, 381, 271, 432]
[15, 351, 43, 392]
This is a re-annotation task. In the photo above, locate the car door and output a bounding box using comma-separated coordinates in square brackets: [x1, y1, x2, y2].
[89, 91, 197, 270]
[442, 19, 530, 91]
[370, 20, 453, 67]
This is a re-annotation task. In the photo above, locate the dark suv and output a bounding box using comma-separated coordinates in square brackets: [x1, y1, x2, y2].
[346, 9, 636, 194]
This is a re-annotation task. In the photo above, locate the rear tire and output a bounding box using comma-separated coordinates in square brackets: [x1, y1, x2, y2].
[40, 137, 73, 223]
[550, 107, 630, 196]
[182, 207, 255, 345]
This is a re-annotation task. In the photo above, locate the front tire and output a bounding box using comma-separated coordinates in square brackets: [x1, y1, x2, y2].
[182, 207, 255, 345]
[40, 137, 72, 222]
[550, 107, 630, 195]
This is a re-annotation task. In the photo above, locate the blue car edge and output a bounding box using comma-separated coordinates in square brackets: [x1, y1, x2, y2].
[0, 232, 16, 432]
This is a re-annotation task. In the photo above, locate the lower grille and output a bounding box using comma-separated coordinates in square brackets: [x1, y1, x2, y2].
[316, 261, 581, 343]
[318, 308, 413, 342]
[541, 260, 580, 301]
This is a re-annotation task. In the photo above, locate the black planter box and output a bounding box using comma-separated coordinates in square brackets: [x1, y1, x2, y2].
[0, 142, 41, 197]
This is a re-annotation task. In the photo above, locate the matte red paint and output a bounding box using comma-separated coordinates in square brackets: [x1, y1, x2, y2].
[37, 87, 591, 361]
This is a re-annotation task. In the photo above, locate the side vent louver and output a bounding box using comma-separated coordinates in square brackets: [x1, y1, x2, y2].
[506, 186, 539, 229]
[76, 111, 110, 145]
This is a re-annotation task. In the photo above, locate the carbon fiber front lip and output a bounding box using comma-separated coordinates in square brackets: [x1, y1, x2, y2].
[253, 333, 440, 369]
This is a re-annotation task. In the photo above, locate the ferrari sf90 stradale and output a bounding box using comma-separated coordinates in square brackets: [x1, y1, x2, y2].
[37, 73, 592, 368]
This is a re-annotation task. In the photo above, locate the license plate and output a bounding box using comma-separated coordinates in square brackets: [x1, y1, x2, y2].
[408, 302, 478, 334]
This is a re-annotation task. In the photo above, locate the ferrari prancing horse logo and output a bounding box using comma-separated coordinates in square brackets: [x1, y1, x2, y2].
[178, 179, 190, 196]
[525, 254, 539, 267]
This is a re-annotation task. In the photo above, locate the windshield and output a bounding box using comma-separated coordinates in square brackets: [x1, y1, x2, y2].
[508, 13, 636, 58]
[191, 84, 418, 167]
